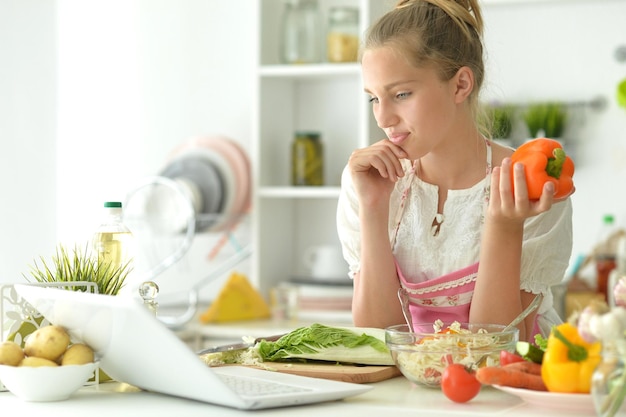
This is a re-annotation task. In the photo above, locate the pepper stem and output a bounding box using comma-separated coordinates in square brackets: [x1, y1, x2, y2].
[546, 148, 566, 179]
[553, 327, 588, 362]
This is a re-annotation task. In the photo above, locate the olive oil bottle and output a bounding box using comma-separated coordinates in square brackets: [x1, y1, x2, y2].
[93, 201, 134, 272]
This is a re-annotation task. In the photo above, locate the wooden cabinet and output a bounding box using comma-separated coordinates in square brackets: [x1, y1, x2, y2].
[250, 0, 390, 294]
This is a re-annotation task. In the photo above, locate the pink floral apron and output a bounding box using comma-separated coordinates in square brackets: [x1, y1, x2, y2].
[391, 140, 492, 327]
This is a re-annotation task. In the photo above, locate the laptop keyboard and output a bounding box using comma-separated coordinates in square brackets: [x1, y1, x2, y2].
[219, 373, 313, 398]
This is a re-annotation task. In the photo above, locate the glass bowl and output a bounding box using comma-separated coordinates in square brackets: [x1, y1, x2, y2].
[385, 322, 519, 387]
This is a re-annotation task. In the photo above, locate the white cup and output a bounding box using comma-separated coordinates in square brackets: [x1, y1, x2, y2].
[303, 245, 347, 280]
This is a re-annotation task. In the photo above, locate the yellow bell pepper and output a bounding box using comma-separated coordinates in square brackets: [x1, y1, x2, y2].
[541, 322, 602, 393]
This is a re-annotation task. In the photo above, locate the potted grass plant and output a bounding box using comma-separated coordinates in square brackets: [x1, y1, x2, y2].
[491, 105, 514, 140]
[23, 244, 131, 296]
[9, 243, 131, 338]
[5, 244, 133, 382]
[483, 103, 515, 147]
[523, 102, 568, 139]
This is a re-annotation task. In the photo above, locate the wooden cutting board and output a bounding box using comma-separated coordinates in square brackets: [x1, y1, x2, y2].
[240, 363, 402, 384]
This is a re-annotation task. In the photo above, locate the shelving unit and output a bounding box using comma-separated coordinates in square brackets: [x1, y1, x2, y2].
[250, 0, 391, 296]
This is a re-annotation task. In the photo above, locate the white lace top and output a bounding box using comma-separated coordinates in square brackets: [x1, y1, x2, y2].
[336, 157, 573, 328]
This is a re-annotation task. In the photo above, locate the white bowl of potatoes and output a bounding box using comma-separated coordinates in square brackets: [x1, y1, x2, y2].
[0, 324, 97, 402]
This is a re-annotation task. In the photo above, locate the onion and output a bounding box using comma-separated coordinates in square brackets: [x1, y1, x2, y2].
[614, 277, 626, 308]
[583, 306, 626, 343]
[576, 300, 610, 343]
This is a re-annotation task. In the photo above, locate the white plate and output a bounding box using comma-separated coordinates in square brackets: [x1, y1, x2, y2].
[197, 136, 251, 215]
[167, 137, 245, 231]
[163, 145, 237, 231]
[160, 153, 224, 215]
[493, 385, 595, 412]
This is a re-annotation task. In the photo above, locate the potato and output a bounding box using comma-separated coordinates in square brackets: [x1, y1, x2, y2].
[0, 341, 25, 366]
[19, 356, 59, 367]
[61, 343, 94, 365]
[24, 325, 70, 362]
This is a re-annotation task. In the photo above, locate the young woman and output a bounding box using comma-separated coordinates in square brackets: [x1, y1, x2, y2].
[336, 0, 573, 342]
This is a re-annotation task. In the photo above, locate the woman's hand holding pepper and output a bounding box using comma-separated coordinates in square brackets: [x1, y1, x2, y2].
[488, 157, 560, 225]
[489, 136, 575, 224]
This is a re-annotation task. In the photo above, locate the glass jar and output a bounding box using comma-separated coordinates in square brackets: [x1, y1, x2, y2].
[592, 340, 626, 417]
[291, 131, 324, 186]
[280, 0, 322, 65]
[326, 7, 360, 63]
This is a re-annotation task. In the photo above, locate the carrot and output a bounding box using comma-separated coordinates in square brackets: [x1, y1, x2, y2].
[502, 360, 542, 376]
[476, 366, 548, 391]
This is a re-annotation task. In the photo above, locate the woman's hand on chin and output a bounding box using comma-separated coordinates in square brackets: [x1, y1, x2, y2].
[348, 139, 408, 204]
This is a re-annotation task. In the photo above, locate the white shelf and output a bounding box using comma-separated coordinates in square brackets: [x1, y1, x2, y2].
[251, 0, 387, 297]
[259, 63, 361, 78]
[258, 186, 342, 199]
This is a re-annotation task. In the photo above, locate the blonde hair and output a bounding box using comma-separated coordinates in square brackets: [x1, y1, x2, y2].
[363, 0, 485, 123]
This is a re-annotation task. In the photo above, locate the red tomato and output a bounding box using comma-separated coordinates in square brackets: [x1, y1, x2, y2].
[500, 350, 525, 366]
[441, 364, 481, 403]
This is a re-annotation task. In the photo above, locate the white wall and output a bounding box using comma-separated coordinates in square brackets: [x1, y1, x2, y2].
[0, 0, 57, 283]
[481, 0, 626, 272]
[55, 0, 254, 244]
[2, 0, 625, 294]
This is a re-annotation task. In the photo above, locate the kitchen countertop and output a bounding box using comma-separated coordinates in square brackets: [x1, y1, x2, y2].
[0, 375, 606, 416]
[161, 318, 610, 417]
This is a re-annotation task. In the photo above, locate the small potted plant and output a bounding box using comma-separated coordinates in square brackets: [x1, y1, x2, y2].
[492, 105, 514, 139]
[484, 103, 515, 146]
[23, 244, 131, 296]
[4, 244, 132, 382]
[523, 102, 568, 139]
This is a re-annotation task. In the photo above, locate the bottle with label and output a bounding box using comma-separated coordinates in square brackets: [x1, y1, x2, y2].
[291, 131, 324, 186]
[595, 214, 619, 301]
[93, 201, 134, 272]
[280, 0, 322, 65]
[326, 7, 359, 63]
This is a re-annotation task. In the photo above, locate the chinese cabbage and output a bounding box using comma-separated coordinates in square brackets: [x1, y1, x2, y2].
[256, 323, 394, 365]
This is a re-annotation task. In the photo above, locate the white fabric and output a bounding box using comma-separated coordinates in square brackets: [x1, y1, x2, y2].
[336, 158, 573, 334]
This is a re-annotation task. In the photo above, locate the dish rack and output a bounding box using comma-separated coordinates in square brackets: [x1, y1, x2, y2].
[123, 175, 251, 329]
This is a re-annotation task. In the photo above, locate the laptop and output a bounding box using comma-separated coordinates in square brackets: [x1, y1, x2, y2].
[13, 284, 371, 410]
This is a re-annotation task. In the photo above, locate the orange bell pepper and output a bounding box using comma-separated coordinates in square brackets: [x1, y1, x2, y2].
[510, 138, 575, 200]
[541, 322, 602, 393]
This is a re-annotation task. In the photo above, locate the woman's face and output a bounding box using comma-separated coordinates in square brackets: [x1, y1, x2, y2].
[362, 46, 460, 159]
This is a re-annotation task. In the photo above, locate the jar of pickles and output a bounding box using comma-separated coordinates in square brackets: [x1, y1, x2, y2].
[326, 7, 359, 63]
[291, 132, 324, 186]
